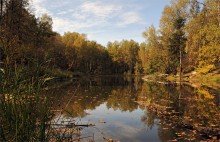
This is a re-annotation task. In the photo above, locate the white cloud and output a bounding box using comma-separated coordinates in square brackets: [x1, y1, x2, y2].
[52, 17, 108, 34]
[31, 0, 107, 32]
[31, 0, 50, 17]
[56, 11, 69, 15]
[117, 12, 144, 27]
[80, 1, 121, 19]
[71, 10, 90, 20]
[32, 1, 121, 32]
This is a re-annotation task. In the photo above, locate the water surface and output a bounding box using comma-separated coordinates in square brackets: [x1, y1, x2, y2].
[47, 77, 220, 141]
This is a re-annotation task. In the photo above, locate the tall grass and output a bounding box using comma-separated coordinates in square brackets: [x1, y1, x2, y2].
[0, 60, 54, 141]
[0, 59, 98, 141]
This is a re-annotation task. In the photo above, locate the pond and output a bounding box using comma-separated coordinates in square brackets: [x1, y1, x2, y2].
[47, 76, 220, 142]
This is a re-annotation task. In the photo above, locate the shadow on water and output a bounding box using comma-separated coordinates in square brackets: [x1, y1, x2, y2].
[46, 76, 220, 141]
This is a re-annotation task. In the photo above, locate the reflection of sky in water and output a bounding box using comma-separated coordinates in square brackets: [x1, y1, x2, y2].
[74, 103, 160, 142]
[48, 77, 220, 141]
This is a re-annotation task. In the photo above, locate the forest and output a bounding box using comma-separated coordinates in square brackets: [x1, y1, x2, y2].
[0, 0, 219, 78]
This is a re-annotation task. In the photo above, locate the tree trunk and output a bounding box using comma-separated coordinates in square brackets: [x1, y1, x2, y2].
[180, 47, 182, 82]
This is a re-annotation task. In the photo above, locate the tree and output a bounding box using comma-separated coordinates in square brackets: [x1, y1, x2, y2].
[0, 0, 41, 65]
[35, 13, 54, 48]
[197, 0, 220, 68]
[142, 25, 166, 74]
[137, 42, 147, 73]
[119, 40, 139, 74]
[168, 12, 186, 75]
[184, 0, 201, 70]
[107, 41, 120, 62]
[186, 0, 220, 70]
[61, 32, 87, 71]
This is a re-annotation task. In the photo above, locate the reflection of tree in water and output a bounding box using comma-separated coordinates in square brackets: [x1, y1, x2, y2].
[186, 87, 220, 128]
[47, 77, 142, 117]
[139, 81, 220, 141]
[106, 76, 143, 112]
[106, 87, 138, 112]
[64, 86, 111, 117]
[51, 85, 111, 117]
[141, 110, 157, 129]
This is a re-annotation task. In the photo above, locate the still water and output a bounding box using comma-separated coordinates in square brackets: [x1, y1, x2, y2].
[47, 76, 220, 142]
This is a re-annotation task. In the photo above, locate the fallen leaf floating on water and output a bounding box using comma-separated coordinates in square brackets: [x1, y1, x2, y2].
[162, 127, 168, 130]
[99, 118, 106, 123]
[185, 137, 196, 141]
[103, 137, 120, 142]
[192, 130, 197, 134]
[169, 139, 177, 142]
[210, 124, 217, 127]
[212, 136, 218, 140]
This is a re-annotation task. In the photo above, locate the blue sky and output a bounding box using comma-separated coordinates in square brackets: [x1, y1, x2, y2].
[31, 0, 171, 46]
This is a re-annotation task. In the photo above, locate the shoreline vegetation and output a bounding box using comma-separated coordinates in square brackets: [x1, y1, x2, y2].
[0, 0, 219, 141]
[142, 70, 220, 89]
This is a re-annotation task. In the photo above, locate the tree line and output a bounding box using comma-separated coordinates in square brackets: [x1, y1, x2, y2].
[141, 0, 220, 75]
[0, 0, 219, 77]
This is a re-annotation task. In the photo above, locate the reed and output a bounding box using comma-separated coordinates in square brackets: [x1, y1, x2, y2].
[0, 59, 90, 141]
[0, 60, 54, 141]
